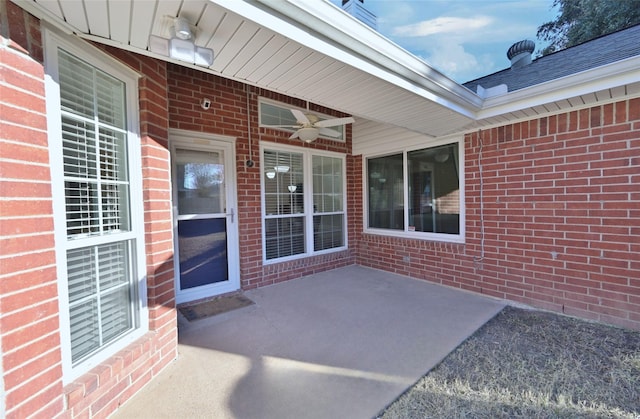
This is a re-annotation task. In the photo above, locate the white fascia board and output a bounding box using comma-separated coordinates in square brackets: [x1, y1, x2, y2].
[478, 56, 640, 119]
[211, 0, 482, 119]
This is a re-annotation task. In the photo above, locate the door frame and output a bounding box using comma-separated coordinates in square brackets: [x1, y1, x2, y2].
[169, 129, 240, 304]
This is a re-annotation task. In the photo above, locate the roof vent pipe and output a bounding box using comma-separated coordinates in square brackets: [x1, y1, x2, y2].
[507, 40, 535, 69]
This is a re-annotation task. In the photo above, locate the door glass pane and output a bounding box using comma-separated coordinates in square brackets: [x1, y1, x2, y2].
[176, 149, 225, 215]
[178, 218, 228, 289]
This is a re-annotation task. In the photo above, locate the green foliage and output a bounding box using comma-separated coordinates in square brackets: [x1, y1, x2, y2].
[537, 0, 640, 56]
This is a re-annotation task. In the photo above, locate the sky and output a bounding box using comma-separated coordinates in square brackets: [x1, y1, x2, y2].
[330, 0, 559, 83]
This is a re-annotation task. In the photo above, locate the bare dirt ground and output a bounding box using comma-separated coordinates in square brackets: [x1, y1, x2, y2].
[378, 306, 640, 419]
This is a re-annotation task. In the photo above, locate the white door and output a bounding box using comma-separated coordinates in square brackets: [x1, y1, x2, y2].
[171, 133, 239, 304]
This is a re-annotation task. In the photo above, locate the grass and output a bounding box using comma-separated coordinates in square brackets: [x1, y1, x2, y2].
[378, 306, 640, 419]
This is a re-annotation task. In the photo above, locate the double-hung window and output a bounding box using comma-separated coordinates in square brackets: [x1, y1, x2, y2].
[262, 145, 346, 262]
[45, 30, 147, 382]
[366, 141, 463, 242]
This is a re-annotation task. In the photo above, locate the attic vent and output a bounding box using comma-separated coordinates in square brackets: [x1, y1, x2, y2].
[507, 40, 535, 69]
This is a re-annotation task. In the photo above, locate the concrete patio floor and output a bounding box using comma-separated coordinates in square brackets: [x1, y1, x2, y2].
[112, 265, 505, 419]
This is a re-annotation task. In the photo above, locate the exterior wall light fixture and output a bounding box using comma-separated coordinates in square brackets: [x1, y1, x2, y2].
[148, 16, 214, 67]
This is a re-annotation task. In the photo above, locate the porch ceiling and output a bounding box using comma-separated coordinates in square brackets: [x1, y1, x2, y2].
[14, 0, 640, 142]
[17, 0, 481, 138]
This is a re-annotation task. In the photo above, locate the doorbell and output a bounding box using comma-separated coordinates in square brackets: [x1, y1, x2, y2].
[201, 98, 211, 110]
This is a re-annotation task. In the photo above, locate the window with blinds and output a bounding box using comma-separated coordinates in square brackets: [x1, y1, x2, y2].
[263, 147, 346, 262]
[264, 150, 305, 260]
[58, 48, 138, 366]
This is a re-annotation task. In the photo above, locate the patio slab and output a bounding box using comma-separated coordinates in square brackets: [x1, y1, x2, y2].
[112, 265, 505, 419]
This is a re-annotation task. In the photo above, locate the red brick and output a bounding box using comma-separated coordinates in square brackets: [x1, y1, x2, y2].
[0, 250, 55, 275]
[1, 233, 55, 255]
[2, 315, 60, 352]
[3, 346, 61, 389]
[5, 383, 64, 419]
[5, 364, 62, 409]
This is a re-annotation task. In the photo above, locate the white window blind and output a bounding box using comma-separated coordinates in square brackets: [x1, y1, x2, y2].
[263, 150, 305, 260]
[58, 48, 137, 366]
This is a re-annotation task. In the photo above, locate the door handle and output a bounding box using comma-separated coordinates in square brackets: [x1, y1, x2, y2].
[228, 208, 234, 223]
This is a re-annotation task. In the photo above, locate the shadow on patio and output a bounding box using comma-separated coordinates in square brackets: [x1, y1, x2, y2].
[112, 266, 505, 419]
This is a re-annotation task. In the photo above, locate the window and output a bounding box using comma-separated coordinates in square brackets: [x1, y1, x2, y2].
[366, 141, 463, 241]
[262, 145, 346, 261]
[259, 98, 346, 142]
[312, 155, 344, 251]
[45, 30, 146, 382]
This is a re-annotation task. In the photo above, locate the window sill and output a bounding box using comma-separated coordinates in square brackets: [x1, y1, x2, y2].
[263, 246, 349, 265]
[363, 228, 465, 244]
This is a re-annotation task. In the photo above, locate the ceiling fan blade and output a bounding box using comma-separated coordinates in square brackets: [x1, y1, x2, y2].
[319, 127, 341, 138]
[264, 125, 300, 128]
[289, 130, 300, 139]
[315, 117, 355, 128]
[290, 109, 310, 125]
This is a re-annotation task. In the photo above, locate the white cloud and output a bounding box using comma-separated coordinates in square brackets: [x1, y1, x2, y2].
[393, 16, 493, 37]
[422, 39, 495, 82]
[331, 0, 557, 81]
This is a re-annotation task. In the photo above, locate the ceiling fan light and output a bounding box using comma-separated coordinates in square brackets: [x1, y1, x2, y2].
[298, 127, 319, 143]
[435, 151, 449, 163]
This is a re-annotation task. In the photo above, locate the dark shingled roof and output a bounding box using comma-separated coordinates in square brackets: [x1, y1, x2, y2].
[463, 24, 640, 94]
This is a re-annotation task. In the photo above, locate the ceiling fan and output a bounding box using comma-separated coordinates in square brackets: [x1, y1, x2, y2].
[273, 109, 355, 143]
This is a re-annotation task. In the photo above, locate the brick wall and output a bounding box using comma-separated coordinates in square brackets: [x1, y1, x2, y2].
[166, 65, 356, 290]
[357, 99, 640, 330]
[0, 2, 178, 417]
[0, 2, 64, 417]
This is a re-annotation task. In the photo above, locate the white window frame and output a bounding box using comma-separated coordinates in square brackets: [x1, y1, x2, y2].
[363, 137, 465, 243]
[258, 97, 347, 142]
[44, 26, 148, 384]
[260, 142, 347, 264]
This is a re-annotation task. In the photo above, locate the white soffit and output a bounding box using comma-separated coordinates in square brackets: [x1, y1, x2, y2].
[11, 0, 640, 139]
